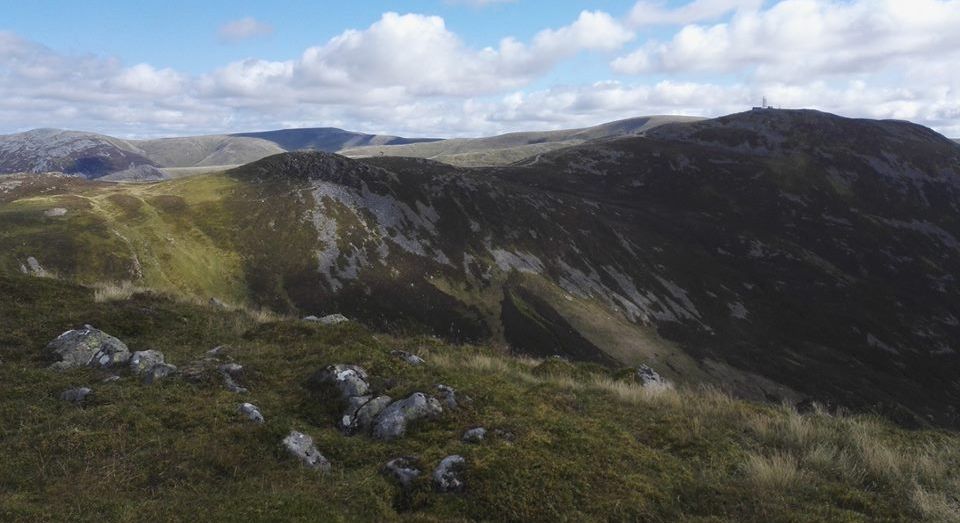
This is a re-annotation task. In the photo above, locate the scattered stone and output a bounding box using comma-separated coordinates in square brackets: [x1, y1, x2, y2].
[433, 455, 466, 493]
[239, 402, 265, 424]
[61, 387, 92, 404]
[209, 297, 227, 308]
[310, 364, 370, 399]
[635, 364, 671, 389]
[46, 325, 131, 370]
[372, 392, 443, 441]
[391, 350, 425, 366]
[492, 429, 516, 442]
[207, 345, 227, 356]
[341, 395, 392, 435]
[316, 314, 349, 325]
[435, 384, 470, 410]
[44, 207, 67, 217]
[129, 350, 165, 375]
[462, 427, 487, 443]
[102, 375, 121, 383]
[382, 457, 421, 489]
[282, 431, 330, 472]
[218, 363, 248, 394]
[142, 363, 177, 384]
[301, 315, 320, 322]
[25, 256, 47, 277]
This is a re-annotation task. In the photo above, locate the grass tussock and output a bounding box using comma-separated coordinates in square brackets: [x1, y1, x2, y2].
[743, 451, 806, 491]
[92, 281, 145, 302]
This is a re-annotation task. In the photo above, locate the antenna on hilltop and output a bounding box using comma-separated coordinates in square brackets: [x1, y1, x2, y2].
[762, 96, 767, 109]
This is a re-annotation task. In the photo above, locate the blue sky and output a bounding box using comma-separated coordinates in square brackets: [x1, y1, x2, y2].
[1, 0, 958, 137]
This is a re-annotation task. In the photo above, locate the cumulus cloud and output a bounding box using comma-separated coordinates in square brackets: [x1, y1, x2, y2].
[0, 5, 959, 139]
[203, 11, 632, 100]
[614, 0, 960, 80]
[218, 17, 274, 42]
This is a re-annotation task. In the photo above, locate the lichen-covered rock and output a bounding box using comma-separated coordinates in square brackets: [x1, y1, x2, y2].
[102, 375, 121, 383]
[60, 387, 92, 403]
[636, 364, 671, 389]
[142, 363, 177, 384]
[282, 431, 330, 472]
[383, 457, 421, 489]
[462, 427, 487, 443]
[341, 395, 392, 435]
[309, 364, 369, 399]
[129, 350, 165, 375]
[47, 325, 130, 370]
[433, 455, 466, 493]
[239, 402, 265, 424]
[372, 392, 443, 441]
[391, 350, 425, 366]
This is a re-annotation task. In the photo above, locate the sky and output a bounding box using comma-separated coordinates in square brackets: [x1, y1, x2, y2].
[1, 0, 958, 138]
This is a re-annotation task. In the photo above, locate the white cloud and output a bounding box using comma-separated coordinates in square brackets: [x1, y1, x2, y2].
[445, 0, 517, 6]
[0, 5, 959, 139]
[614, 0, 960, 80]
[218, 17, 274, 42]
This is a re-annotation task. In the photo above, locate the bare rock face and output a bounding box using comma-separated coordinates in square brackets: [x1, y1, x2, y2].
[433, 455, 466, 493]
[282, 431, 330, 472]
[47, 325, 130, 370]
[303, 314, 350, 325]
[372, 392, 443, 441]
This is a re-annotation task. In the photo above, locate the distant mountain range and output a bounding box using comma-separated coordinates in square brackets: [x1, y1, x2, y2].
[0, 117, 699, 179]
[0, 127, 440, 180]
[4, 108, 960, 427]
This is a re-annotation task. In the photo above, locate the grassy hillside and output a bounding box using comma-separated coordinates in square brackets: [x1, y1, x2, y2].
[1, 273, 958, 521]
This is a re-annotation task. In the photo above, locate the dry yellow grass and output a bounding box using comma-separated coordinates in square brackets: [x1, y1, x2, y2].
[92, 281, 144, 302]
[743, 451, 806, 491]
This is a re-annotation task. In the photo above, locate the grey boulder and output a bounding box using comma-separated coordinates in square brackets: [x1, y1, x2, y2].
[340, 395, 392, 435]
[391, 350, 425, 366]
[129, 350, 165, 375]
[239, 402, 265, 424]
[433, 455, 466, 493]
[436, 384, 470, 410]
[310, 364, 369, 399]
[372, 392, 443, 441]
[462, 427, 487, 443]
[142, 363, 177, 384]
[636, 364, 671, 389]
[61, 387, 92, 403]
[47, 325, 131, 370]
[383, 457, 421, 489]
[282, 431, 330, 472]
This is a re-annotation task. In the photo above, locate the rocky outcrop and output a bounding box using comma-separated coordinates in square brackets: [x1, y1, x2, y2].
[303, 313, 350, 325]
[372, 392, 443, 441]
[282, 431, 330, 472]
[310, 364, 370, 398]
[46, 325, 130, 370]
